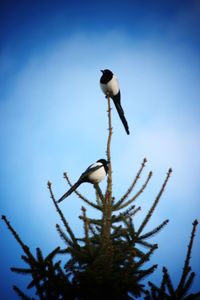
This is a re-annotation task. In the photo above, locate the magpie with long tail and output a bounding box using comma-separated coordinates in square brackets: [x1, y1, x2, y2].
[100, 69, 130, 135]
[57, 159, 108, 203]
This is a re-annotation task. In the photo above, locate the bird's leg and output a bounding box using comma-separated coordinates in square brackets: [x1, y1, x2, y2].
[105, 92, 110, 99]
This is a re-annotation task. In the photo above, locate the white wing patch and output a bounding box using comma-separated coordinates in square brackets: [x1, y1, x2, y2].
[87, 162, 106, 183]
[100, 75, 120, 97]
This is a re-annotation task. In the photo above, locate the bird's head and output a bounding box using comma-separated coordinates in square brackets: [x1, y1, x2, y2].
[100, 69, 113, 76]
[97, 159, 109, 173]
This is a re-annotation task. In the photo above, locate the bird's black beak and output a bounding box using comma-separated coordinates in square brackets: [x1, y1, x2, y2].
[100, 70, 104, 73]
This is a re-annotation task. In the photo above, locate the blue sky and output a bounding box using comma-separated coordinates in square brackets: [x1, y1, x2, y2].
[0, 0, 200, 299]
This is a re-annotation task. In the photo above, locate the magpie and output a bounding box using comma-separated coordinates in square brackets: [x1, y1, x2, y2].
[57, 159, 108, 203]
[100, 69, 130, 135]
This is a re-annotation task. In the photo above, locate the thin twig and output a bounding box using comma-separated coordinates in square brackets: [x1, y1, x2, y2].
[2, 216, 44, 300]
[94, 183, 105, 206]
[138, 219, 169, 241]
[78, 216, 102, 226]
[162, 267, 175, 297]
[47, 181, 78, 247]
[177, 219, 199, 292]
[112, 206, 141, 223]
[137, 168, 172, 237]
[114, 171, 153, 211]
[118, 158, 148, 205]
[56, 224, 75, 247]
[2, 215, 32, 255]
[13, 285, 34, 300]
[81, 206, 92, 251]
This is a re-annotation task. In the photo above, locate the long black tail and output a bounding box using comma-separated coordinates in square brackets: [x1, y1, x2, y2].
[112, 92, 130, 135]
[57, 180, 82, 203]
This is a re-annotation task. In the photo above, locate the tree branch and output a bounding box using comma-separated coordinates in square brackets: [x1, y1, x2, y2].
[106, 95, 113, 196]
[114, 171, 152, 211]
[177, 219, 199, 293]
[119, 158, 148, 204]
[47, 181, 79, 247]
[136, 168, 172, 237]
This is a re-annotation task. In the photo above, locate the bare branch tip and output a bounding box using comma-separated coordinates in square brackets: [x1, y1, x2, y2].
[1, 215, 6, 221]
[81, 206, 86, 212]
[193, 219, 198, 226]
[162, 266, 168, 272]
[47, 181, 52, 188]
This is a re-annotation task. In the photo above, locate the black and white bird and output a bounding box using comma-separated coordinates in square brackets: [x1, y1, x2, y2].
[57, 159, 108, 203]
[100, 69, 130, 135]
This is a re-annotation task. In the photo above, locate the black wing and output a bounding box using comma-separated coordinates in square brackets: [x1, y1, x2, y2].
[79, 164, 103, 182]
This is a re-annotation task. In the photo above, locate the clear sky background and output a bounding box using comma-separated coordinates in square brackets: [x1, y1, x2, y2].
[0, 0, 200, 299]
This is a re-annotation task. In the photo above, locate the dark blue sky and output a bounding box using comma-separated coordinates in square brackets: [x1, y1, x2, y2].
[1, 0, 200, 299]
[1, 0, 200, 99]
[1, 0, 200, 59]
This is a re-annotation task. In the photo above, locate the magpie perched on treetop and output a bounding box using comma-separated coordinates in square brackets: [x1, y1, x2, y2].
[100, 69, 130, 135]
[57, 159, 109, 203]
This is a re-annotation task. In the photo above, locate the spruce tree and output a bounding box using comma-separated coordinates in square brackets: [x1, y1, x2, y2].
[2, 95, 200, 299]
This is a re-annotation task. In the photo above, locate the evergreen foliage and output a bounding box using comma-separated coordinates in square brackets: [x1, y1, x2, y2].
[2, 96, 200, 299]
[144, 220, 200, 300]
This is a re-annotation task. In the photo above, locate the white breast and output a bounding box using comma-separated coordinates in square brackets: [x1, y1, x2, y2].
[87, 162, 106, 183]
[100, 76, 120, 97]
